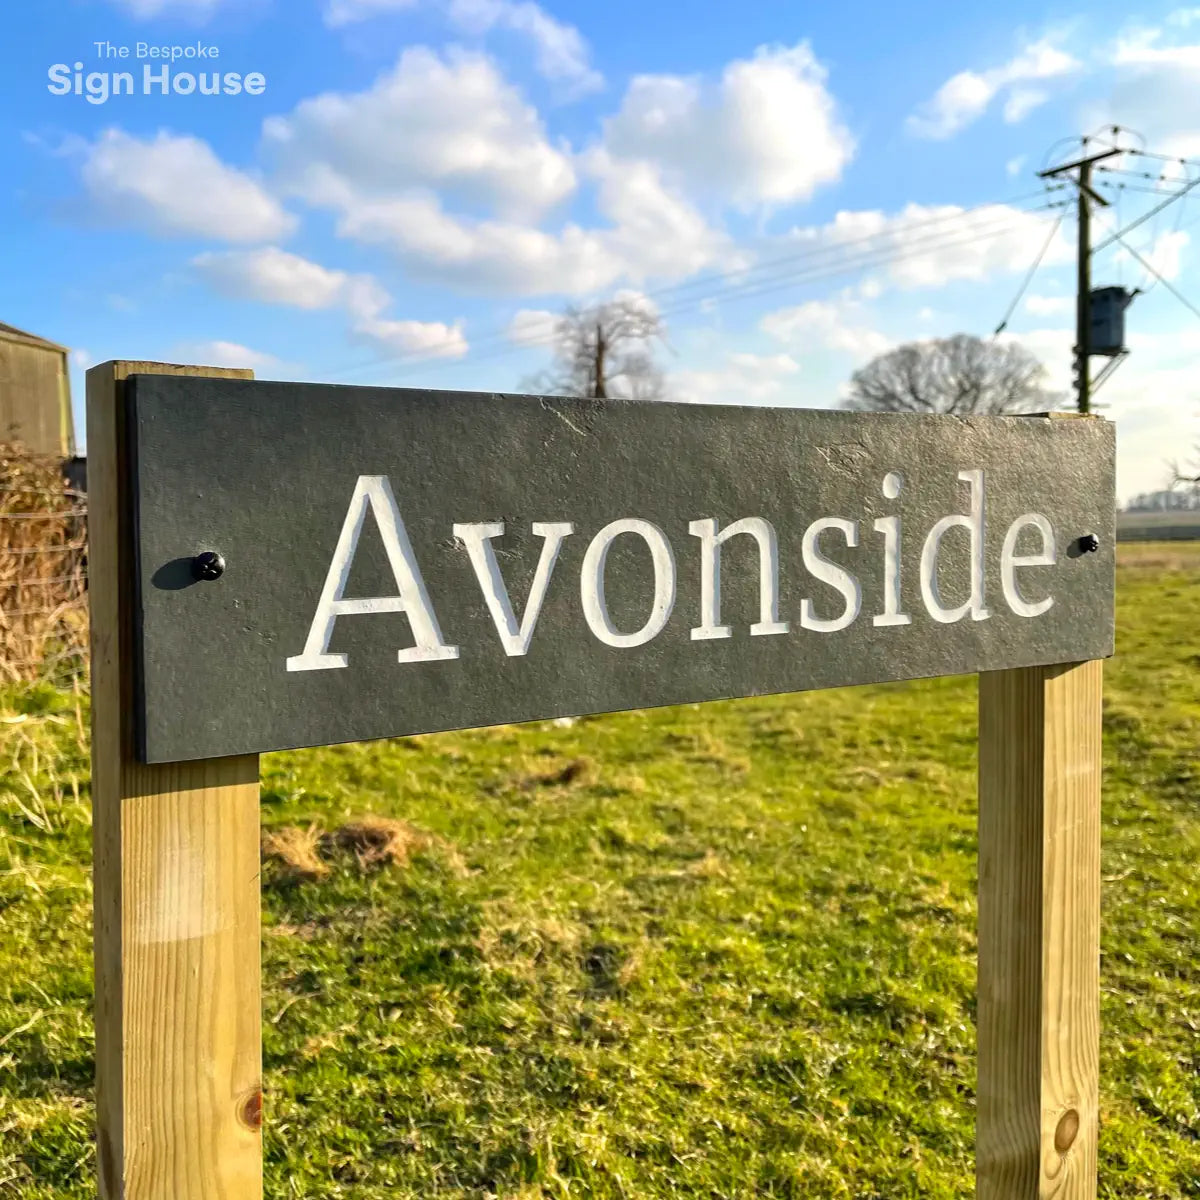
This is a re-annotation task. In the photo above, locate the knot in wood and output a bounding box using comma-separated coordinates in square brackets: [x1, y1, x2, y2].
[238, 1086, 263, 1132]
[1054, 1108, 1080, 1153]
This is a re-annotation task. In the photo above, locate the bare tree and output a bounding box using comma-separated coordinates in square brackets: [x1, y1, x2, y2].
[530, 297, 667, 401]
[1168, 444, 1200, 492]
[843, 334, 1062, 416]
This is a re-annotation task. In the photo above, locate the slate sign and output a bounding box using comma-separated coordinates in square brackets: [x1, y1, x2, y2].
[127, 376, 1115, 763]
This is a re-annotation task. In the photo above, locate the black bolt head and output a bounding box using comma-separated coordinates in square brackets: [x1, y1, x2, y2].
[1078, 533, 1100, 554]
[192, 551, 225, 581]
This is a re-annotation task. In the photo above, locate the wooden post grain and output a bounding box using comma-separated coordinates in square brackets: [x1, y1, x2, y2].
[977, 660, 1103, 1199]
[89, 362, 263, 1200]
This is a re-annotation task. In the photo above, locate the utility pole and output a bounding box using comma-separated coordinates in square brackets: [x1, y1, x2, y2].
[1039, 145, 1120, 413]
[1076, 159, 1092, 414]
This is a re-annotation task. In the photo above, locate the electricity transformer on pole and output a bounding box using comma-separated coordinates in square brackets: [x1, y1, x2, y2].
[1037, 127, 1200, 415]
[1038, 147, 1121, 415]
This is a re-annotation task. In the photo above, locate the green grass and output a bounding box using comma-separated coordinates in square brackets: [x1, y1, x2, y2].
[2, 543, 1198, 1198]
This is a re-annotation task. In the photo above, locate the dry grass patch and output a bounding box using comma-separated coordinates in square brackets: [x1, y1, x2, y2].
[333, 815, 431, 868]
[263, 815, 467, 880]
[477, 909, 589, 979]
[1117, 542, 1200, 572]
[262, 824, 329, 883]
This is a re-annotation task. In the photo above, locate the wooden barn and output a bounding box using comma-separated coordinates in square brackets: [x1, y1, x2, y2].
[0, 322, 75, 458]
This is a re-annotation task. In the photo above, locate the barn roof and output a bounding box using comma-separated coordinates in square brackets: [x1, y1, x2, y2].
[0, 322, 69, 354]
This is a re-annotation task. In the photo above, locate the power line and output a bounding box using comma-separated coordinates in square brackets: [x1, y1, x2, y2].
[385, 220, 1043, 382]
[318, 195, 1061, 382]
[1093, 173, 1200, 254]
[993, 214, 1066, 335]
[358, 210, 1056, 380]
[320, 192, 1058, 380]
[333, 205, 1061, 383]
[1095, 179, 1194, 198]
[581, 186, 1060, 312]
[1124, 146, 1200, 170]
[653, 209, 1059, 321]
[1096, 165, 1195, 186]
[1106, 229, 1200, 323]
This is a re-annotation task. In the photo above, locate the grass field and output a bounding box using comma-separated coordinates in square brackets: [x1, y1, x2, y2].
[1, 543, 1197, 1198]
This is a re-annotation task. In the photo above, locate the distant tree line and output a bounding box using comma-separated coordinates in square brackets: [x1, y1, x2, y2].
[1125, 488, 1200, 512]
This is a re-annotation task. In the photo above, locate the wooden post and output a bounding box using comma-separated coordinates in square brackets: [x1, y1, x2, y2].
[977, 660, 1103, 1199]
[89, 362, 263, 1200]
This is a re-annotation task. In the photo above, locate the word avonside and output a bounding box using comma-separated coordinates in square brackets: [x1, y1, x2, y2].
[287, 468, 1058, 672]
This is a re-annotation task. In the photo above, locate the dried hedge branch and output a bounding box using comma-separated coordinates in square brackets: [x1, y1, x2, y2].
[0, 443, 87, 684]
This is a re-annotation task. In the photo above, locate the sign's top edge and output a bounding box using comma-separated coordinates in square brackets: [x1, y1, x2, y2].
[124, 373, 1112, 429]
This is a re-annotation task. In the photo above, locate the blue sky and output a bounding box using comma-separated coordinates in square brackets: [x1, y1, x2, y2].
[3, 0, 1200, 499]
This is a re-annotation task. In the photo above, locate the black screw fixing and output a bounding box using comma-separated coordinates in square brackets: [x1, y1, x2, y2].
[1078, 534, 1100, 554]
[192, 551, 225, 581]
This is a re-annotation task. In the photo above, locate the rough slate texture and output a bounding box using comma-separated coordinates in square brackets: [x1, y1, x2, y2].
[127, 377, 1115, 762]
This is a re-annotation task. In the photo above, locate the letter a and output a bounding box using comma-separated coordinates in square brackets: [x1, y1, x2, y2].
[286, 475, 459, 671]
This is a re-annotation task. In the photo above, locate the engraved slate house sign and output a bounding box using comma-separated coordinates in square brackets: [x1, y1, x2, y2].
[127, 375, 1114, 762]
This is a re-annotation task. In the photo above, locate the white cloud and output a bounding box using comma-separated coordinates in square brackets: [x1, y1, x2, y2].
[907, 38, 1079, 139]
[191, 245, 466, 360]
[1003, 87, 1048, 123]
[81, 129, 295, 243]
[263, 46, 576, 220]
[603, 42, 853, 209]
[172, 340, 281, 371]
[192, 247, 348, 309]
[777, 202, 1071, 293]
[1151, 229, 1189, 280]
[446, 0, 602, 94]
[1108, 389, 1200, 499]
[910, 73, 993, 140]
[1117, 229, 1190, 282]
[1006, 155, 1028, 177]
[192, 246, 389, 313]
[331, 190, 621, 294]
[263, 42, 847, 298]
[351, 315, 468, 359]
[673, 352, 801, 406]
[325, 154, 731, 296]
[1025, 293, 1073, 317]
[71, 349, 93, 370]
[1000, 326, 1073, 391]
[324, 0, 416, 26]
[1094, 27, 1200, 160]
[587, 151, 734, 282]
[1112, 26, 1200, 68]
[507, 308, 558, 345]
[760, 299, 890, 362]
[322, 0, 601, 94]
